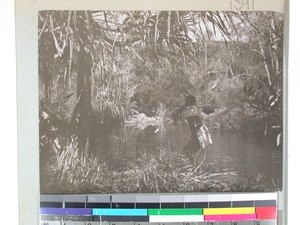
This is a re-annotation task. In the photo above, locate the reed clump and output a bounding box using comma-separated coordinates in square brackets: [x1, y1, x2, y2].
[42, 139, 270, 194]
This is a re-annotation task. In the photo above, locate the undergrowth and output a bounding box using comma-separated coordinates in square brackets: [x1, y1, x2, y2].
[41, 139, 270, 194]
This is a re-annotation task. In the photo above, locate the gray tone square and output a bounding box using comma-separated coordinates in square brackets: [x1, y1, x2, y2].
[160, 223, 184, 225]
[160, 195, 184, 202]
[40, 222, 62, 225]
[109, 223, 135, 225]
[134, 223, 160, 225]
[231, 221, 255, 225]
[112, 196, 136, 203]
[62, 195, 86, 203]
[41, 195, 64, 202]
[40, 215, 63, 221]
[88, 195, 110, 203]
[255, 220, 276, 225]
[136, 195, 160, 203]
[208, 194, 231, 202]
[61, 222, 86, 225]
[184, 195, 209, 203]
[216, 222, 232, 225]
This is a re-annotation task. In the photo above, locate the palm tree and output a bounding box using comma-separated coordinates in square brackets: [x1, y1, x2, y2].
[39, 10, 284, 156]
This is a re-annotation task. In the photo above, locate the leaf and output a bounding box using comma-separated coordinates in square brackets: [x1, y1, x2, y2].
[130, 48, 145, 62]
[38, 12, 50, 40]
[277, 133, 282, 147]
[49, 14, 64, 56]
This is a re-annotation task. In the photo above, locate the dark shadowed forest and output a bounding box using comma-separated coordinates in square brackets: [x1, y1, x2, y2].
[39, 11, 284, 194]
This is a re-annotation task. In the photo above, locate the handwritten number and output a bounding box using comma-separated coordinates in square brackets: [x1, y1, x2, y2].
[230, 0, 254, 10]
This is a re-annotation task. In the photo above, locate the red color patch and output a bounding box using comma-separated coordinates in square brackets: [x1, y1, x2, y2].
[256, 207, 277, 219]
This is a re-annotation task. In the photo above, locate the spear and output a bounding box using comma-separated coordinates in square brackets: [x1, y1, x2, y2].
[154, 117, 173, 134]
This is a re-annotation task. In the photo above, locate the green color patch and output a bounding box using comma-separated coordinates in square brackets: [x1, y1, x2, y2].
[148, 208, 203, 216]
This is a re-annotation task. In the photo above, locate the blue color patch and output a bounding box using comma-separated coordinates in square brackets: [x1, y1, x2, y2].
[92, 208, 148, 216]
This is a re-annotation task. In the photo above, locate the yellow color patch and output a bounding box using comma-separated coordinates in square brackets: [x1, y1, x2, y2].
[203, 207, 255, 215]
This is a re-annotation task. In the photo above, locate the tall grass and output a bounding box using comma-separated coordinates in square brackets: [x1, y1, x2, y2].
[92, 84, 125, 124]
[42, 139, 270, 194]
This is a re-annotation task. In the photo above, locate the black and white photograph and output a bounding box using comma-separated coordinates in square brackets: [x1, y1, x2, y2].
[39, 10, 284, 194]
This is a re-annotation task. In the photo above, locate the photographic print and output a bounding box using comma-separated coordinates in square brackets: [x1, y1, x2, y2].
[39, 10, 284, 194]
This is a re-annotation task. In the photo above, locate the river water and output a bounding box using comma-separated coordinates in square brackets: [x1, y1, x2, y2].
[108, 121, 282, 190]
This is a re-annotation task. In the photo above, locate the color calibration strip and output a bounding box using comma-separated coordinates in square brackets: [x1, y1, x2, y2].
[40, 193, 277, 224]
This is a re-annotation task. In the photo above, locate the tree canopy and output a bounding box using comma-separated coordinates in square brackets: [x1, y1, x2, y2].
[39, 10, 284, 155]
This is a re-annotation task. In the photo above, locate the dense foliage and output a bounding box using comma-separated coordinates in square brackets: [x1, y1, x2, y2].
[39, 11, 284, 193]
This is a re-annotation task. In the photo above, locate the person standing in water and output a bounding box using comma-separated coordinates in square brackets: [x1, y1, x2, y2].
[172, 95, 203, 157]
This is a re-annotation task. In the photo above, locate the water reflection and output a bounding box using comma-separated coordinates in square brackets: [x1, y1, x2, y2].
[108, 122, 282, 187]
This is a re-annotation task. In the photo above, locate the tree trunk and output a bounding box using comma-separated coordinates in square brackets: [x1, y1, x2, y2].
[72, 45, 92, 158]
[70, 11, 94, 158]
